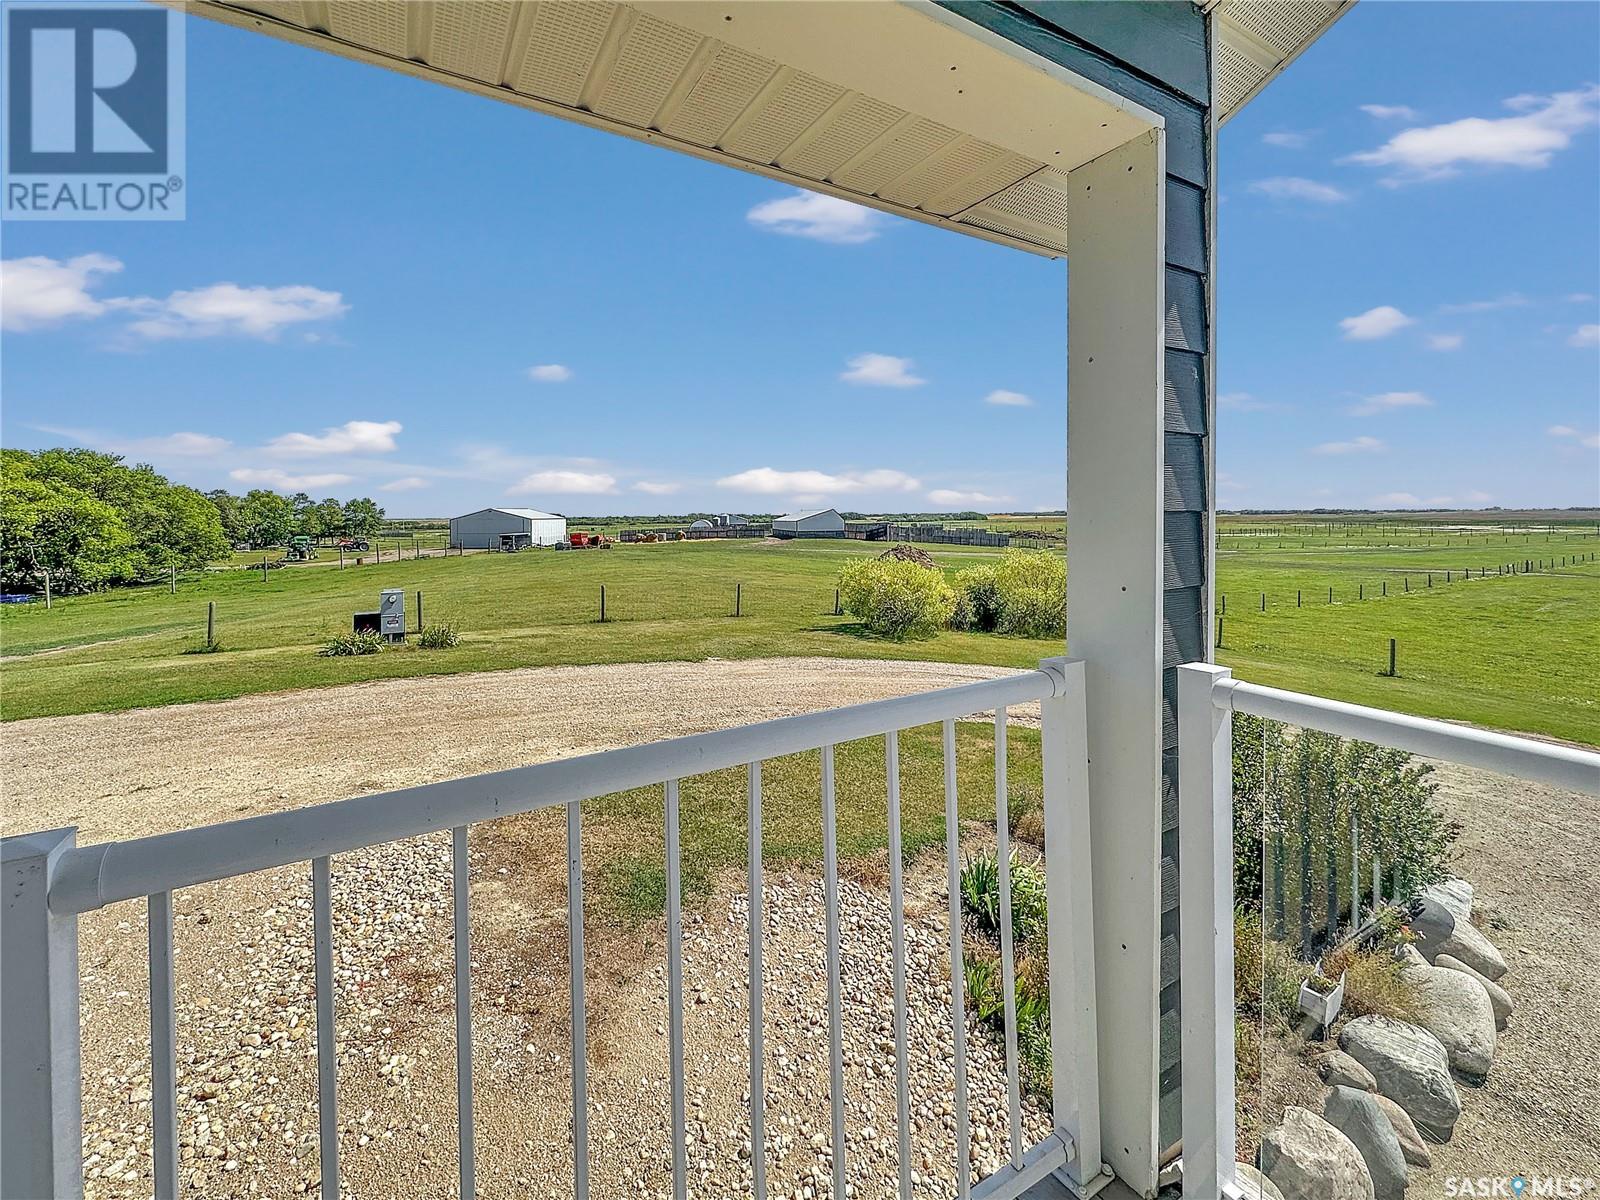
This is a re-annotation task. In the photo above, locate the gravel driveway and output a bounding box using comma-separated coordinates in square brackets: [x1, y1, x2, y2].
[4, 657, 1047, 1200]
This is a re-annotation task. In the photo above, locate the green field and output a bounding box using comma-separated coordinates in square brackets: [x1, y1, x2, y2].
[2, 519, 1595, 743]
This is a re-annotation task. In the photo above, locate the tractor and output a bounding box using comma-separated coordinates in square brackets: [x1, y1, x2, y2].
[283, 536, 319, 562]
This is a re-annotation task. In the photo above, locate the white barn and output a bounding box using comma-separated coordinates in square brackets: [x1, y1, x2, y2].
[449, 507, 566, 550]
[772, 508, 845, 538]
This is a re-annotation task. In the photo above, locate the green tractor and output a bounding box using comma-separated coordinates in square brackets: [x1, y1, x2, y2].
[283, 535, 319, 562]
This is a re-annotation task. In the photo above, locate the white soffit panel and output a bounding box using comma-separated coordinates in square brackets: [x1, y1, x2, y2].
[1211, 0, 1354, 124]
[189, 0, 1164, 259]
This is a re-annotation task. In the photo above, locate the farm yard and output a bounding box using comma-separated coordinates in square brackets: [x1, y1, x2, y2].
[1, 515, 1595, 742]
[3, 503, 1595, 1195]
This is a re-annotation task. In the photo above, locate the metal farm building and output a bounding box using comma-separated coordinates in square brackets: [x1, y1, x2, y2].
[448, 507, 566, 550]
[772, 508, 845, 538]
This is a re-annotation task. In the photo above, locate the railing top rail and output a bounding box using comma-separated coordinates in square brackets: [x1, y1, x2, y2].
[1209, 673, 1600, 797]
[46, 665, 1071, 916]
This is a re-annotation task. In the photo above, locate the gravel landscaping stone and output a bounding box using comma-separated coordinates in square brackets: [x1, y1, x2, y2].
[1399, 963, 1496, 1079]
[1371, 1094, 1430, 1169]
[1338, 1016, 1460, 1140]
[1409, 897, 1507, 982]
[1312, 1050, 1377, 1093]
[1321, 1086, 1408, 1200]
[1260, 1106, 1375, 1200]
[1433, 954, 1511, 1030]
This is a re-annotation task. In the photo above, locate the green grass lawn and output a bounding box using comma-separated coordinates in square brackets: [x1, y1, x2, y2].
[3, 522, 1595, 742]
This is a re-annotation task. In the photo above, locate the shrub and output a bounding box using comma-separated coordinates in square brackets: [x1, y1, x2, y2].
[964, 953, 1004, 1023]
[993, 549, 1066, 638]
[837, 557, 955, 640]
[1234, 910, 1301, 1029]
[950, 564, 1001, 631]
[950, 550, 1065, 638]
[1322, 942, 1421, 1023]
[417, 622, 460, 649]
[319, 630, 384, 657]
[961, 849, 1048, 943]
[1233, 714, 1455, 919]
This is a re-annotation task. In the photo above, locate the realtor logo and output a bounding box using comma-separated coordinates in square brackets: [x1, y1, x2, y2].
[4, 3, 185, 219]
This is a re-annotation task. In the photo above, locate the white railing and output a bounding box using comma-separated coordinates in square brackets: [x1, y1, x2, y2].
[2, 657, 1108, 1200]
[1176, 663, 1600, 1200]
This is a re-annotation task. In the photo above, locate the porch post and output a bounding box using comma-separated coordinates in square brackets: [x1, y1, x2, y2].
[1176, 664, 1239, 1199]
[2, 827, 83, 1200]
[1065, 126, 1168, 1196]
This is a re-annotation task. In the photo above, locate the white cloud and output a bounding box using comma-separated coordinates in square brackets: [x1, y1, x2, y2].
[1426, 333, 1464, 351]
[125, 282, 347, 341]
[927, 488, 1006, 507]
[267, 420, 403, 457]
[1339, 305, 1414, 340]
[1347, 391, 1433, 416]
[1346, 85, 1600, 181]
[0, 253, 123, 330]
[1312, 435, 1386, 456]
[1248, 176, 1349, 204]
[1218, 392, 1282, 413]
[983, 389, 1033, 407]
[1372, 492, 1455, 508]
[231, 468, 355, 491]
[527, 364, 572, 383]
[716, 466, 920, 495]
[634, 480, 681, 496]
[746, 190, 882, 245]
[1568, 324, 1600, 348]
[1360, 104, 1419, 121]
[509, 470, 618, 495]
[1465, 490, 1494, 504]
[1438, 293, 1529, 314]
[1261, 131, 1312, 149]
[1, 255, 346, 342]
[379, 476, 429, 492]
[30, 424, 232, 459]
[1548, 425, 1600, 450]
[840, 352, 925, 388]
[1567, 293, 1596, 304]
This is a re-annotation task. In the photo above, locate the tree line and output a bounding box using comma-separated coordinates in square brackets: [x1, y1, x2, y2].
[0, 447, 387, 594]
[206, 488, 385, 549]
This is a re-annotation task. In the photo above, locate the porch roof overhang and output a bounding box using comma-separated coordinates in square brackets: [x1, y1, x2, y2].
[182, 0, 1175, 259]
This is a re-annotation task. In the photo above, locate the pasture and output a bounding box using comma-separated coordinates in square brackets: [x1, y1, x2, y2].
[1, 518, 1595, 742]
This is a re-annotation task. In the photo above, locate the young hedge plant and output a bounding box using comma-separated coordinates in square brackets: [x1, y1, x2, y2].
[837, 556, 955, 640]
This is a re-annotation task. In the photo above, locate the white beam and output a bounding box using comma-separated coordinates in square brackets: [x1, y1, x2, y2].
[1065, 127, 1168, 1197]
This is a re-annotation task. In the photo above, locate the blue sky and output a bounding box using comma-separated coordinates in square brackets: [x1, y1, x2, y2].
[2, 1, 1596, 517]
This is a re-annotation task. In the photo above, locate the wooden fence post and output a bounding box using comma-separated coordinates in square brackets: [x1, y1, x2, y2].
[206, 601, 215, 648]
[43, 570, 52, 610]
[735, 582, 742, 618]
[416, 591, 423, 633]
[600, 585, 607, 623]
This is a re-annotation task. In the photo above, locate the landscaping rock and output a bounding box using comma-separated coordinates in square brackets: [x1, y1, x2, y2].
[1372, 1093, 1431, 1168]
[1259, 1107, 1375, 1200]
[1409, 896, 1507, 981]
[1400, 962, 1496, 1078]
[1421, 879, 1473, 924]
[1238, 1161, 1288, 1200]
[1322, 1086, 1409, 1200]
[1435, 953, 1512, 1030]
[1394, 943, 1427, 969]
[1339, 1015, 1460, 1139]
[1312, 1049, 1377, 1092]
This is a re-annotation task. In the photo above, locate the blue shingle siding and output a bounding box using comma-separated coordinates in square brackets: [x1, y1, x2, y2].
[1165, 348, 1207, 435]
[939, 0, 1215, 1157]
